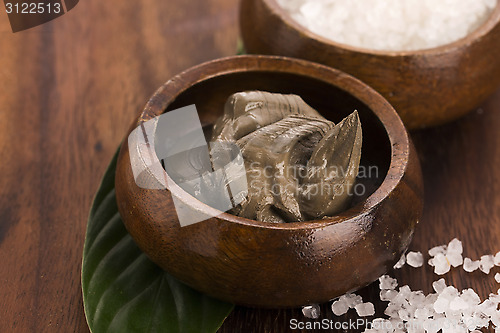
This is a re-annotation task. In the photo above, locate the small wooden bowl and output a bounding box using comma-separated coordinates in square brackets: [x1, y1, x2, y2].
[240, 0, 500, 129]
[115, 55, 423, 308]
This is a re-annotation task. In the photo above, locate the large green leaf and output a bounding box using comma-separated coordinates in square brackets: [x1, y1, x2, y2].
[82, 149, 234, 333]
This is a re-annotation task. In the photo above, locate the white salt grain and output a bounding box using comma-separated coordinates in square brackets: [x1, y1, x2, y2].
[472, 311, 490, 328]
[433, 295, 450, 313]
[429, 245, 447, 257]
[449, 296, 470, 311]
[424, 318, 440, 333]
[380, 289, 398, 302]
[433, 253, 451, 275]
[379, 275, 398, 290]
[491, 310, 500, 327]
[478, 299, 497, 316]
[398, 285, 411, 298]
[447, 238, 463, 254]
[441, 286, 459, 299]
[432, 279, 447, 294]
[414, 307, 430, 319]
[344, 293, 363, 308]
[408, 290, 426, 306]
[480, 255, 495, 274]
[448, 252, 464, 268]
[427, 239, 463, 269]
[331, 293, 363, 316]
[496, 273, 500, 283]
[397, 308, 411, 321]
[355, 302, 375, 317]
[393, 253, 406, 269]
[369, 318, 391, 332]
[461, 289, 481, 306]
[489, 292, 500, 305]
[494, 251, 500, 266]
[406, 251, 424, 268]
[331, 299, 349, 316]
[302, 304, 320, 319]
[278, 0, 498, 51]
[383, 303, 400, 319]
[463, 257, 481, 272]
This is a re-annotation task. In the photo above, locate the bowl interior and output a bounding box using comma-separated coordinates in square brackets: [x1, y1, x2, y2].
[165, 69, 391, 216]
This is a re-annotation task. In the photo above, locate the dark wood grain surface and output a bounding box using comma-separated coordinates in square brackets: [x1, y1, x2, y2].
[0, 1, 498, 332]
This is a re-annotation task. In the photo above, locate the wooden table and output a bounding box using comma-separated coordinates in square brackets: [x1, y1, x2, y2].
[0, 1, 499, 332]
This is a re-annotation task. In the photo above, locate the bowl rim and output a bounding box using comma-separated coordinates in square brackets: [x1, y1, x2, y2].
[133, 55, 410, 230]
[263, 0, 500, 56]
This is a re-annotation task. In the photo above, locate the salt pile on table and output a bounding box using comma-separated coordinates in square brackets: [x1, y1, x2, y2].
[370, 278, 500, 332]
[302, 238, 500, 331]
[277, 0, 498, 51]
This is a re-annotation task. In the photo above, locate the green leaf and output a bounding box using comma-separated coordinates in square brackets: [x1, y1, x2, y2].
[82, 149, 234, 333]
[236, 40, 246, 55]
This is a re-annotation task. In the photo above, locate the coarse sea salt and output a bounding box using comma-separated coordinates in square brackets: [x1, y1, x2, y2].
[331, 298, 350, 316]
[480, 255, 495, 274]
[446, 239, 464, 267]
[432, 279, 447, 294]
[447, 238, 463, 254]
[331, 293, 363, 316]
[495, 251, 500, 266]
[379, 275, 398, 290]
[429, 245, 447, 257]
[427, 238, 465, 275]
[277, 0, 498, 51]
[355, 302, 375, 317]
[369, 279, 500, 332]
[431, 253, 451, 275]
[302, 238, 500, 332]
[393, 253, 406, 269]
[406, 251, 424, 268]
[463, 257, 481, 272]
[379, 289, 398, 302]
[302, 304, 320, 319]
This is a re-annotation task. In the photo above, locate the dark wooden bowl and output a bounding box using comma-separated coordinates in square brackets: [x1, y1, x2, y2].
[115, 55, 423, 308]
[240, 0, 500, 129]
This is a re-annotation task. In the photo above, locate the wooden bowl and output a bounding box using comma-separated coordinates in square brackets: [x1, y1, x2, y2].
[115, 55, 423, 308]
[240, 0, 500, 129]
